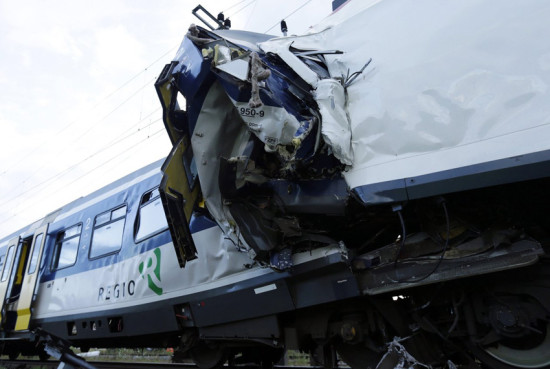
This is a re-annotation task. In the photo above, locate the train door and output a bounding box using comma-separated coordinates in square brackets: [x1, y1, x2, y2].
[0, 236, 20, 328]
[159, 138, 200, 268]
[15, 224, 48, 331]
[155, 66, 201, 268]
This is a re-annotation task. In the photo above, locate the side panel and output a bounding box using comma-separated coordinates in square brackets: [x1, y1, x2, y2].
[32, 226, 257, 321]
[15, 224, 48, 331]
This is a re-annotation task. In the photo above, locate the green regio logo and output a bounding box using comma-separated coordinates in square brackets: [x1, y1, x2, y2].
[139, 248, 163, 296]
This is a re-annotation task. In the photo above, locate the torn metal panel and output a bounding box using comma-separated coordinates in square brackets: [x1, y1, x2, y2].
[155, 1, 550, 277]
[318, 0, 550, 197]
[190, 81, 252, 249]
[245, 0, 550, 201]
[258, 38, 321, 88]
[210, 29, 274, 53]
[315, 78, 353, 165]
[147, 3, 550, 368]
[215, 57, 248, 81]
[213, 51, 321, 162]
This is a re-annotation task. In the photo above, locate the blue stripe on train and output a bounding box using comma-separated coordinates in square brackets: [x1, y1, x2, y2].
[37, 168, 218, 283]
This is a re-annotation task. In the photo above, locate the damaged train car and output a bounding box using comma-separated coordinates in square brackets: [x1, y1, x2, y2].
[155, 0, 550, 368]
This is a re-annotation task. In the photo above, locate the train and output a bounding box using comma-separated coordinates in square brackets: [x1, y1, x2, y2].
[2, 0, 550, 368]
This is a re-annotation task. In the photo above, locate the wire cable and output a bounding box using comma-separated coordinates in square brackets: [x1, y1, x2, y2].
[224, 0, 251, 13]
[61, 129, 165, 189]
[263, 0, 313, 33]
[228, 0, 257, 19]
[395, 200, 451, 284]
[69, 77, 157, 145]
[244, 0, 258, 28]
[0, 128, 166, 228]
[393, 209, 407, 268]
[0, 45, 177, 178]
[0, 114, 163, 209]
[7, 76, 157, 192]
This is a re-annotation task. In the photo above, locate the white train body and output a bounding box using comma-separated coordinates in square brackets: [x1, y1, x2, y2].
[1, 1, 550, 368]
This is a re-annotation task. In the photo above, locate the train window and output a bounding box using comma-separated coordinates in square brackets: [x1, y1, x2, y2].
[1, 246, 15, 282]
[135, 188, 168, 243]
[27, 233, 44, 274]
[90, 205, 127, 259]
[111, 206, 126, 220]
[95, 212, 110, 227]
[51, 224, 81, 270]
[64, 225, 81, 239]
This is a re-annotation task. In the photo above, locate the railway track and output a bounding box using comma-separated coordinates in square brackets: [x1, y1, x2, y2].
[0, 360, 324, 369]
[0, 359, 193, 369]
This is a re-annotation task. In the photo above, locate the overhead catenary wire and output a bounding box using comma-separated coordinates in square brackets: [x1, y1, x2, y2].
[7, 92, 160, 192]
[0, 113, 164, 209]
[99, 141, 162, 182]
[263, 0, 313, 33]
[224, 0, 251, 13]
[244, 0, 258, 29]
[0, 45, 177, 178]
[0, 8, 199, 235]
[60, 76, 158, 148]
[57, 129, 165, 192]
[0, 61, 171, 235]
[228, 0, 257, 19]
[94, 108, 162, 154]
[2, 0, 320, 186]
[7, 76, 157, 193]
[1, 0, 325, 235]
[0, 128, 166, 229]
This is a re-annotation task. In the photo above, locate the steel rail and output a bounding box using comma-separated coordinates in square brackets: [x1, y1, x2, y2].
[0, 359, 325, 369]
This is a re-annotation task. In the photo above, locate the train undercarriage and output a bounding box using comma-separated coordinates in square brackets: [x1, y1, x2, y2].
[4, 3, 550, 368]
[147, 8, 550, 366]
[2, 177, 548, 369]
[167, 177, 550, 369]
[108, 176, 549, 369]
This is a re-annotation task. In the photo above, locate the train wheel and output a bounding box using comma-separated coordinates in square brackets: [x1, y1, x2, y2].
[8, 351, 19, 360]
[468, 294, 550, 369]
[189, 342, 226, 369]
[469, 325, 550, 369]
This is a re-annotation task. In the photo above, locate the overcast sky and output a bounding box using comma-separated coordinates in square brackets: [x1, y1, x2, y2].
[0, 0, 332, 237]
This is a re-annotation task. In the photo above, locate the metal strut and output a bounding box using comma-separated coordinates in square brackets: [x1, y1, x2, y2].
[33, 328, 98, 369]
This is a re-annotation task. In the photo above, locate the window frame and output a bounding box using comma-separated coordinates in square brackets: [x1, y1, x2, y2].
[134, 187, 169, 243]
[51, 223, 82, 271]
[1, 245, 15, 282]
[27, 232, 44, 275]
[0, 249, 5, 279]
[89, 204, 128, 260]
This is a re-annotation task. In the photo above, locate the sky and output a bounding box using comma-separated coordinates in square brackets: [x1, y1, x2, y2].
[0, 0, 332, 238]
